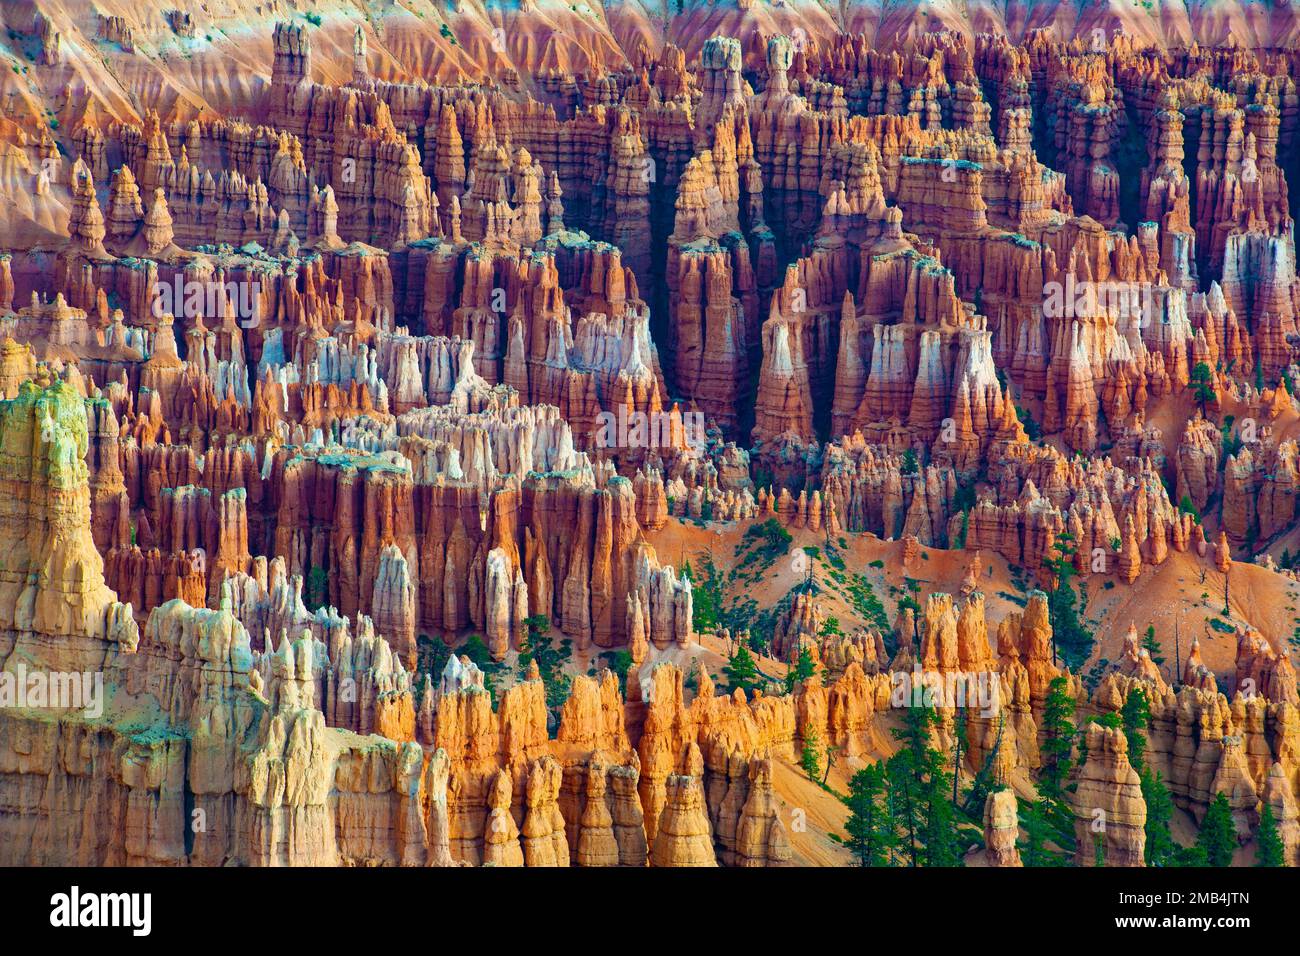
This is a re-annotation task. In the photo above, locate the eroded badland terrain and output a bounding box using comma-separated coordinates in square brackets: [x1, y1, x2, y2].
[1, 0, 1299, 870]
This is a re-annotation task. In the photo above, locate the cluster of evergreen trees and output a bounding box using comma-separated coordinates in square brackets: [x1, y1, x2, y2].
[1121, 683, 1283, 866]
[840, 706, 976, 866]
[840, 679, 1284, 866]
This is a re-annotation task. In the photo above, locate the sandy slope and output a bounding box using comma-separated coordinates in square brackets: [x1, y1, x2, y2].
[647, 507, 1300, 689]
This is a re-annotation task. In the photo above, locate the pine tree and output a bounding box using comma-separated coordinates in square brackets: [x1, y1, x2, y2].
[1018, 797, 1064, 867]
[1120, 687, 1150, 775]
[1142, 769, 1177, 867]
[887, 708, 937, 869]
[682, 556, 723, 633]
[886, 706, 964, 866]
[952, 709, 968, 806]
[1019, 798, 1047, 866]
[894, 704, 941, 779]
[1190, 361, 1215, 411]
[1040, 677, 1077, 799]
[821, 743, 837, 787]
[842, 763, 896, 866]
[723, 644, 760, 693]
[1176, 844, 1209, 866]
[1256, 803, 1285, 867]
[921, 773, 961, 866]
[1043, 535, 1094, 667]
[517, 614, 550, 667]
[886, 748, 921, 866]
[800, 730, 821, 781]
[1140, 626, 1165, 666]
[1197, 792, 1237, 866]
[784, 643, 819, 693]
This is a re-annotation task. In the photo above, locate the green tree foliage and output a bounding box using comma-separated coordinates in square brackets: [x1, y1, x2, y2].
[887, 706, 948, 866]
[842, 763, 896, 866]
[1043, 534, 1094, 668]
[784, 643, 819, 693]
[832, 705, 984, 867]
[1120, 687, 1150, 774]
[886, 748, 921, 867]
[461, 634, 491, 667]
[1220, 415, 1242, 459]
[952, 509, 970, 550]
[952, 709, 968, 806]
[681, 556, 724, 634]
[1018, 797, 1066, 867]
[1140, 626, 1165, 667]
[920, 769, 960, 866]
[901, 448, 919, 475]
[1016, 405, 1042, 440]
[1189, 361, 1215, 410]
[894, 704, 939, 776]
[1142, 769, 1177, 867]
[1040, 677, 1077, 800]
[1090, 711, 1122, 730]
[416, 634, 452, 684]
[734, 519, 793, 575]
[723, 644, 760, 694]
[517, 616, 572, 716]
[305, 566, 329, 610]
[598, 649, 634, 695]
[1256, 803, 1285, 867]
[1197, 792, 1237, 867]
[800, 730, 821, 780]
[1176, 844, 1209, 866]
[514, 615, 540, 661]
